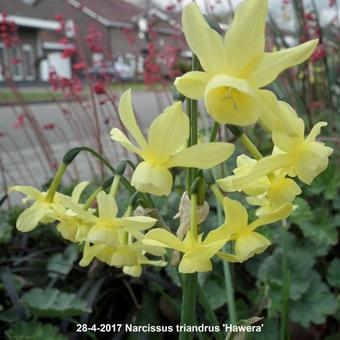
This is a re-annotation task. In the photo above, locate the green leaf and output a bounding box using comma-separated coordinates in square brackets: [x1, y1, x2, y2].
[290, 272, 337, 328]
[292, 199, 338, 255]
[5, 321, 67, 340]
[47, 245, 78, 279]
[258, 242, 315, 302]
[0, 212, 12, 244]
[203, 277, 228, 310]
[327, 258, 340, 288]
[306, 162, 340, 200]
[22, 288, 91, 318]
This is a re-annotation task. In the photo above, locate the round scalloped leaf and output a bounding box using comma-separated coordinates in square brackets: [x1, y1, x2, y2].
[290, 272, 337, 328]
[5, 321, 67, 340]
[327, 259, 340, 288]
[22, 288, 91, 318]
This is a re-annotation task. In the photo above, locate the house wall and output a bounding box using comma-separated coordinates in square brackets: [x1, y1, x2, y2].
[0, 27, 38, 81]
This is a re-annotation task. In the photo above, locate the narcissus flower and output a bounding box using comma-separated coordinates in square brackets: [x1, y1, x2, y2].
[9, 186, 65, 232]
[246, 171, 301, 216]
[218, 154, 301, 216]
[111, 89, 234, 196]
[67, 191, 157, 246]
[80, 227, 166, 277]
[174, 0, 317, 129]
[219, 106, 333, 189]
[215, 198, 292, 263]
[143, 228, 229, 273]
[56, 182, 95, 243]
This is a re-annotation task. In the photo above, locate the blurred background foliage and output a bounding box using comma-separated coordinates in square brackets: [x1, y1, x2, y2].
[1, 0, 340, 339]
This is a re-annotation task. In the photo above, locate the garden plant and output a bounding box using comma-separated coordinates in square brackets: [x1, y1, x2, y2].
[1, 0, 340, 339]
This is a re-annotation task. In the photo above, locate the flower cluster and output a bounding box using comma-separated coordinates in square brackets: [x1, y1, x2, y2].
[10, 0, 333, 277]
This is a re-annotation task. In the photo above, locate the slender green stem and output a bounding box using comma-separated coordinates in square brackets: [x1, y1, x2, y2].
[190, 193, 198, 237]
[197, 286, 224, 340]
[216, 185, 237, 324]
[240, 134, 263, 160]
[210, 183, 224, 207]
[109, 175, 121, 197]
[83, 186, 102, 210]
[209, 122, 220, 142]
[180, 53, 199, 340]
[280, 220, 290, 340]
[179, 273, 198, 340]
[45, 163, 67, 203]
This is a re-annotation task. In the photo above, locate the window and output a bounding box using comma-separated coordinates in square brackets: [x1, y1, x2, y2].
[8, 46, 23, 80]
[22, 44, 35, 80]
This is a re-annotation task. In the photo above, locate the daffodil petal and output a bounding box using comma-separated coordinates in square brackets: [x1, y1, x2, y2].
[71, 181, 90, 203]
[248, 203, 293, 231]
[306, 122, 327, 143]
[9, 185, 42, 200]
[185, 240, 226, 262]
[224, 0, 267, 76]
[174, 71, 210, 99]
[179, 256, 212, 273]
[223, 197, 248, 233]
[204, 75, 259, 125]
[249, 39, 318, 88]
[143, 228, 185, 252]
[131, 161, 173, 196]
[16, 203, 49, 232]
[87, 225, 117, 246]
[293, 143, 333, 184]
[168, 142, 234, 169]
[118, 89, 148, 149]
[97, 191, 118, 221]
[182, 3, 225, 74]
[216, 251, 240, 263]
[235, 231, 271, 262]
[148, 102, 189, 160]
[110, 128, 142, 156]
[229, 154, 292, 188]
[268, 178, 301, 207]
[123, 265, 142, 277]
[116, 216, 157, 231]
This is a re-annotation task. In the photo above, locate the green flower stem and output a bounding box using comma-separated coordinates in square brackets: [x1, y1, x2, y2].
[179, 273, 198, 340]
[109, 175, 121, 197]
[197, 285, 225, 340]
[83, 186, 102, 210]
[216, 179, 237, 325]
[240, 133, 263, 160]
[209, 122, 220, 142]
[45, 162, 67, 203]
[190, 193, 198, 237]
[280, 220, 291, 340]
[210, 183, 224, 207]
[180, 53, 199, 340]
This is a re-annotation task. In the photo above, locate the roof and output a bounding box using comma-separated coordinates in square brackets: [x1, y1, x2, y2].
[69, 0, 142, 26]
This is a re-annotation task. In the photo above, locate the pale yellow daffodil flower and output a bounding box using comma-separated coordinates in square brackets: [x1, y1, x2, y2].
[143, 228, 229, 273]
[215, 197, 292, 263]
[56, 181, 95, 243]
[218, 154, 301, 216]
[79, 229, 166, 277]
[9, 186, 65, 232]
[70, 191, 157, 247]
[174, 0, 318, 129]
[110, 89, 234, 196]
[218, 104, 333, 189]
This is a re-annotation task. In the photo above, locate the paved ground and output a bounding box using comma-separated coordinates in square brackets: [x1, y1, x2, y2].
[0, 90, 174, 207]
